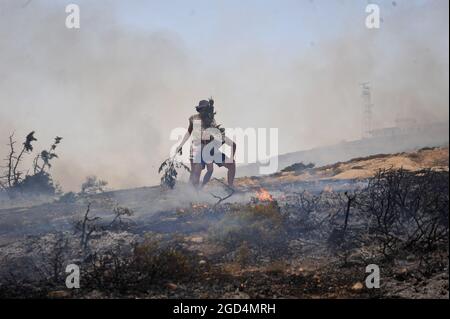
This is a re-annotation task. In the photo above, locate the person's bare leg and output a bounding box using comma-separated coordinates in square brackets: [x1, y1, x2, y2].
[189, 161, 195, 184]
[190, 162, 202, 188]
[224, 161, 236, 187]
[194, 165, 203, 187]
[202, 163, 214, 187]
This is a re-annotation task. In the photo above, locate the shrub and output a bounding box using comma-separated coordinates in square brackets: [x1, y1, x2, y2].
[358, 168, 449, 257]
[80, 176, 108, 194]
[0, 132, 62, 197]
[11, 172, 59, 196]
[210, 201, 289, 259]
[82, 238, 202, 293]
[281, 162, 315, 173]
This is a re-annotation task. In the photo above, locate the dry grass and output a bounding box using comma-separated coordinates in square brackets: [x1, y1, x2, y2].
[209, 201, 288, 260]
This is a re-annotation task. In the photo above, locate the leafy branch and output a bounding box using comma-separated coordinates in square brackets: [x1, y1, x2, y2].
[158, 156, 190, 189]
[33, 136, 62, 174]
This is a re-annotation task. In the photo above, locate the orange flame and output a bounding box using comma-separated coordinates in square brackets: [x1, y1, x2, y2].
[256, 188, 274, 202]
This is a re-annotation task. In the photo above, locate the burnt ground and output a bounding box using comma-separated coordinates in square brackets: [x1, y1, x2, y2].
[0, 150, 448, 299]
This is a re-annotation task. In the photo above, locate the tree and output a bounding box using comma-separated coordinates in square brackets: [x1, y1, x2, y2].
[1, 132, 62, 197]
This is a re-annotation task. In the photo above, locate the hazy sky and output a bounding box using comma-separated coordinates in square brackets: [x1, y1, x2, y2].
[0, 0, 448, 191]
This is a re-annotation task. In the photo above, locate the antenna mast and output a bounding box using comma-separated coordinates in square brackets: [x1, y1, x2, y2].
[360, 82, 374, 139]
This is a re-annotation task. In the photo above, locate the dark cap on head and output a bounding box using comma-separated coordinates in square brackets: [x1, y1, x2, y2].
[195, 100, 210, 110]
[195, 100, 209, 109]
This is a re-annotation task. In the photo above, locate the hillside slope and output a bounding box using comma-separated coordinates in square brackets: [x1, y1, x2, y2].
[236, 146, 449, 189]
[0, 146, 448, 299]
[237, 122, 449, 178]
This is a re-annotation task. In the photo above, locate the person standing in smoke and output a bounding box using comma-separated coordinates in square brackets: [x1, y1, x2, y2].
[176, 99, 236, 188]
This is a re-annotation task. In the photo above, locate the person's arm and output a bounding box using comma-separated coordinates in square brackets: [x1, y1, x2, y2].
[223, 136, 236, 159]
[176, 119, 193, 154]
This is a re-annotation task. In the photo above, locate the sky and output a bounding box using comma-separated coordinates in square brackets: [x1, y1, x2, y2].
[0, 0, 448, 191]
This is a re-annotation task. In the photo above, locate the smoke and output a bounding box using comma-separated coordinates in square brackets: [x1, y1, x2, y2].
[0, 0, 196, 190]
[0, 0, 448, 191]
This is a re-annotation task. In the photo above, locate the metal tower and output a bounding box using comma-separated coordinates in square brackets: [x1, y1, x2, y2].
[360, 82, 374, 139]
